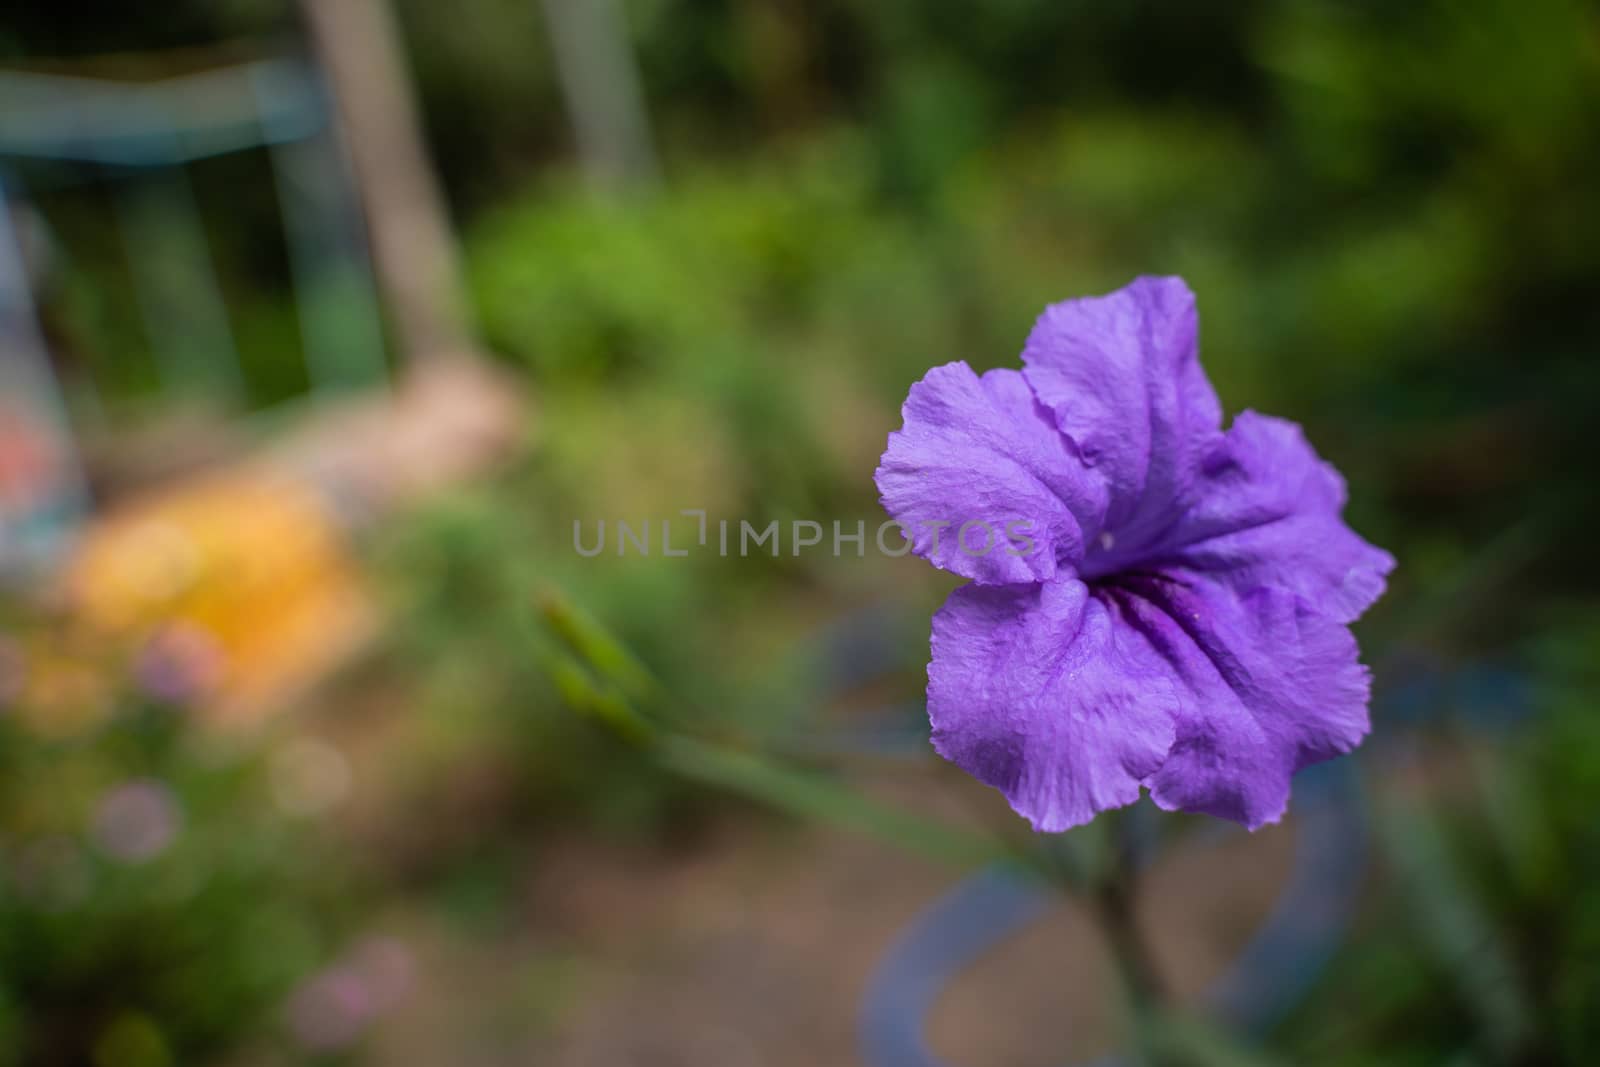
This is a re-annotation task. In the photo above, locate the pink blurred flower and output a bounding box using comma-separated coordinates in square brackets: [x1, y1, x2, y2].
[92, 779, 181, 862]
[284, 936, 416, 1052]
[134, 622, 223, 705]
[347, 935, 416, 1011]
[286, 967, 376, 1052]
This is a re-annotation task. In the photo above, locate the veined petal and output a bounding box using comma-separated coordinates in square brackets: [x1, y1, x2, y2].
[928, 578, 1178, 831]
[1156, 411, 1395, 623]
[930, 568, 1375, 833]
[1021, 275, 1221, 555]
[1096, 570, 1373, 830]
[875, 362, 1106, 584]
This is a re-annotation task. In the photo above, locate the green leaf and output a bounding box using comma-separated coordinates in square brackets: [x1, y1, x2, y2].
[1373, 794, 1533, 1060]
[657, 735, 1008, 870]
[538, 591, 660, 704]
[1143, 1012, 1291, 1067]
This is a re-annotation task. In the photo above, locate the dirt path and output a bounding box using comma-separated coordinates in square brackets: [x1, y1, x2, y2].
[356, 769, 1305, 1067]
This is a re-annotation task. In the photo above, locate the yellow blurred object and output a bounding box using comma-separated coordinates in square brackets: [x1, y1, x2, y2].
[65, 467, 374, 727]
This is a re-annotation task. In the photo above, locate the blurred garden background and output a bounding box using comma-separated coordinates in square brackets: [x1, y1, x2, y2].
[2, 1, 1599, 1064]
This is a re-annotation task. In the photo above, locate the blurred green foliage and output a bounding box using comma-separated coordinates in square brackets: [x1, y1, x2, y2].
[0, 629, 359, 1066]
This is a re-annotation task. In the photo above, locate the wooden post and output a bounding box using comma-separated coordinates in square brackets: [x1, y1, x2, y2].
[539, 0, 660, 190]
[296, 0, 475, 364]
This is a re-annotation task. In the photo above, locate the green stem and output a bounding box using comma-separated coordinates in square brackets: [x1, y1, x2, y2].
[1094, 811, 1170, 1064]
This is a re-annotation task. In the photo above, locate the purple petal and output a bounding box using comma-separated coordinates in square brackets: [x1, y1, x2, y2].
[930, 568, 1374, 832]
[875, 362, 1106, 583]
[1098, 570, 1372, 829]
[1154, 411, 1395, 623]
[1021, 276, 1221, 554]
[928, 578, 1177, 831]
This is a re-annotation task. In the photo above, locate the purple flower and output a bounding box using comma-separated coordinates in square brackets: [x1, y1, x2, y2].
[876, 276, 1393, 831]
